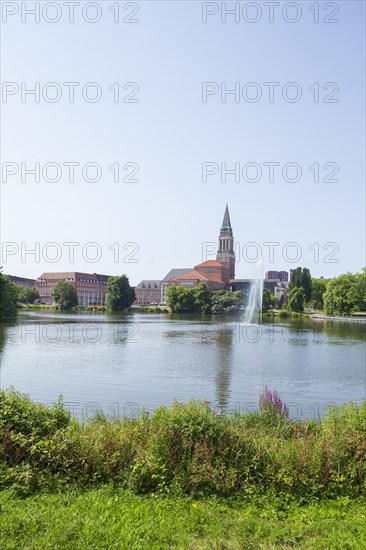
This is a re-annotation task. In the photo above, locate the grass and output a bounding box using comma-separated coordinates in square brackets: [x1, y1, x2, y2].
[0, 488, 365, 549]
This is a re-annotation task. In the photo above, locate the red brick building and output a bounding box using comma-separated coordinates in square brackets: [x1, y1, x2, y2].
[36, 272, 110, 305]
[134, 280, 162, 306]
[171, 260, 230, 291]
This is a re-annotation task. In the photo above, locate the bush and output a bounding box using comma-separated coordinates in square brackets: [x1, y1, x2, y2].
[0, 389, 365, 499]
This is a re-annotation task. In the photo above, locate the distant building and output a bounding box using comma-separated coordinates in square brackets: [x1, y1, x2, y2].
[160, 268, 191, 304]
[265, 271, 289, 282]
[134, 205, 289, 307]
[135, 280, 162, 306]
[35, 272, 110, 305]
[8, 275, 36, 288]
[165, 205, 236, 297]
[170, 260, 231, 292]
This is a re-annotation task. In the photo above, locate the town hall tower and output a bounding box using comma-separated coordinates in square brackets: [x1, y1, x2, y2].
[216, 204, 235, 280]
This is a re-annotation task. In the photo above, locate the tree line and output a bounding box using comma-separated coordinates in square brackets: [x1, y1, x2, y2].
[1, 268, 365, 317]
[167, 284, 244, 314]
[288, 267, 366, 315]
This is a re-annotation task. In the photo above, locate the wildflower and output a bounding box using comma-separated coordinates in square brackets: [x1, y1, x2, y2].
[259, 384, 289, 416]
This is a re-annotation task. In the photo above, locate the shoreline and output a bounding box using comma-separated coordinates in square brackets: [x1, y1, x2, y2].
[306, 313, 366, 323]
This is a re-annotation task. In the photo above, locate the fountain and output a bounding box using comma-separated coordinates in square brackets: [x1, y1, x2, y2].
[243, 258, 264, 325]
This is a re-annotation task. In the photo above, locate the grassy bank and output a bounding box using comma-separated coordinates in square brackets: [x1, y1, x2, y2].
[1, 389, 365, 499]
[1, 389, 365, 547]
[1, 488, 365, 549]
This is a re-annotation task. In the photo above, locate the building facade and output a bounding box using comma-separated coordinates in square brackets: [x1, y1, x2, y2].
[36, 272, 110, 305]
[265, 271, 289, 282]
[134, 280, 162, 306]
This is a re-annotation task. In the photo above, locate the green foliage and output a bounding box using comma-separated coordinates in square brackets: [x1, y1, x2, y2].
[0, 273, 18, 318]
[310, 277, 328, 310]
[166, 286, 195, 313]
[289, 267, 312, 302]
[323, 269, 366, 316]
[211, 290, 243, 314]
[288, 287, 306, 312]
[105, 275, 135, 311]
[17, 286, 40, 304]
[1, 389, 365, 501]
[167, 284, 241, 314]
[192, 283, 212, 313]
[52, 281, 78, 310]
[262, 288, 277, 312]
[300, 267, 312, 302]
[0, 388, 70, 437]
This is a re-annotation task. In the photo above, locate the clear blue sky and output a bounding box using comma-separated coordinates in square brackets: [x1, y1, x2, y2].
[1, 1, 365, 284]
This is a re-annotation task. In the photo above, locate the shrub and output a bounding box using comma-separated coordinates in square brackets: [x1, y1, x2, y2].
[0, 389, 365, 499]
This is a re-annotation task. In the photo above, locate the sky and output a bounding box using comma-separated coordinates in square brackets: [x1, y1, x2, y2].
[0, 0, 365, 285]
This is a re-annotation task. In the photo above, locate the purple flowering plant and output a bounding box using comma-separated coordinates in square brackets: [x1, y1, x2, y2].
[259, 384, 289, 417]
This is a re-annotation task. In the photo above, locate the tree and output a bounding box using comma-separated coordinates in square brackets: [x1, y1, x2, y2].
[289, 267, 312, 302]
[288, 287, 305, 312]
[262, 288, 277, 313]
[289, 267, 302, 291]
[52, 281, 78, 311]
[17, 286, 40, 304]
[192, 283, 212, 313]
[106, 275, 135, 311]
[211, 290, 243, 314]
[300, 268, 312, 302]
[0, 272, 18, 318]
[347, 268, 366, 312]
[166, 286, 195, 313]
[323, 270, 366, 316]
[310, 278, 328, 310]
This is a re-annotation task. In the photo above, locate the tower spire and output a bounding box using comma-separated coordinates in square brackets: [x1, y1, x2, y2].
[221, 203, 232, 230]
[217, 204, 235, 280]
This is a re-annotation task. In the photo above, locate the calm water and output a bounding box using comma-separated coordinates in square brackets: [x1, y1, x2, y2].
[0, 311, 365, 420]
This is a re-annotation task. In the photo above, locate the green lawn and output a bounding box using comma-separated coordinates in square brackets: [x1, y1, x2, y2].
[0, 489, 365, 549]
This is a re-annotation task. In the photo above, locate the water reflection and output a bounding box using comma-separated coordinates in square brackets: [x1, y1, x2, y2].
[0, 312, 364, 418]
[0, 320, 17, 385]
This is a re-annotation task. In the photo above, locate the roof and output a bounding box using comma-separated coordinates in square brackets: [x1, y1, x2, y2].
[175, 270, 210, 282]
[194, 260, 225, 268]
[37, 272, 111, 281]
[221, 203, 232, 230]
[175, 270, 226, 284]
[136, 280, 161, 289]
[161, 268, 191, 282]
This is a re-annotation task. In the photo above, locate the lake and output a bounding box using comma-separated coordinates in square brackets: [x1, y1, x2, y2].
[0, 311, 365, 420]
